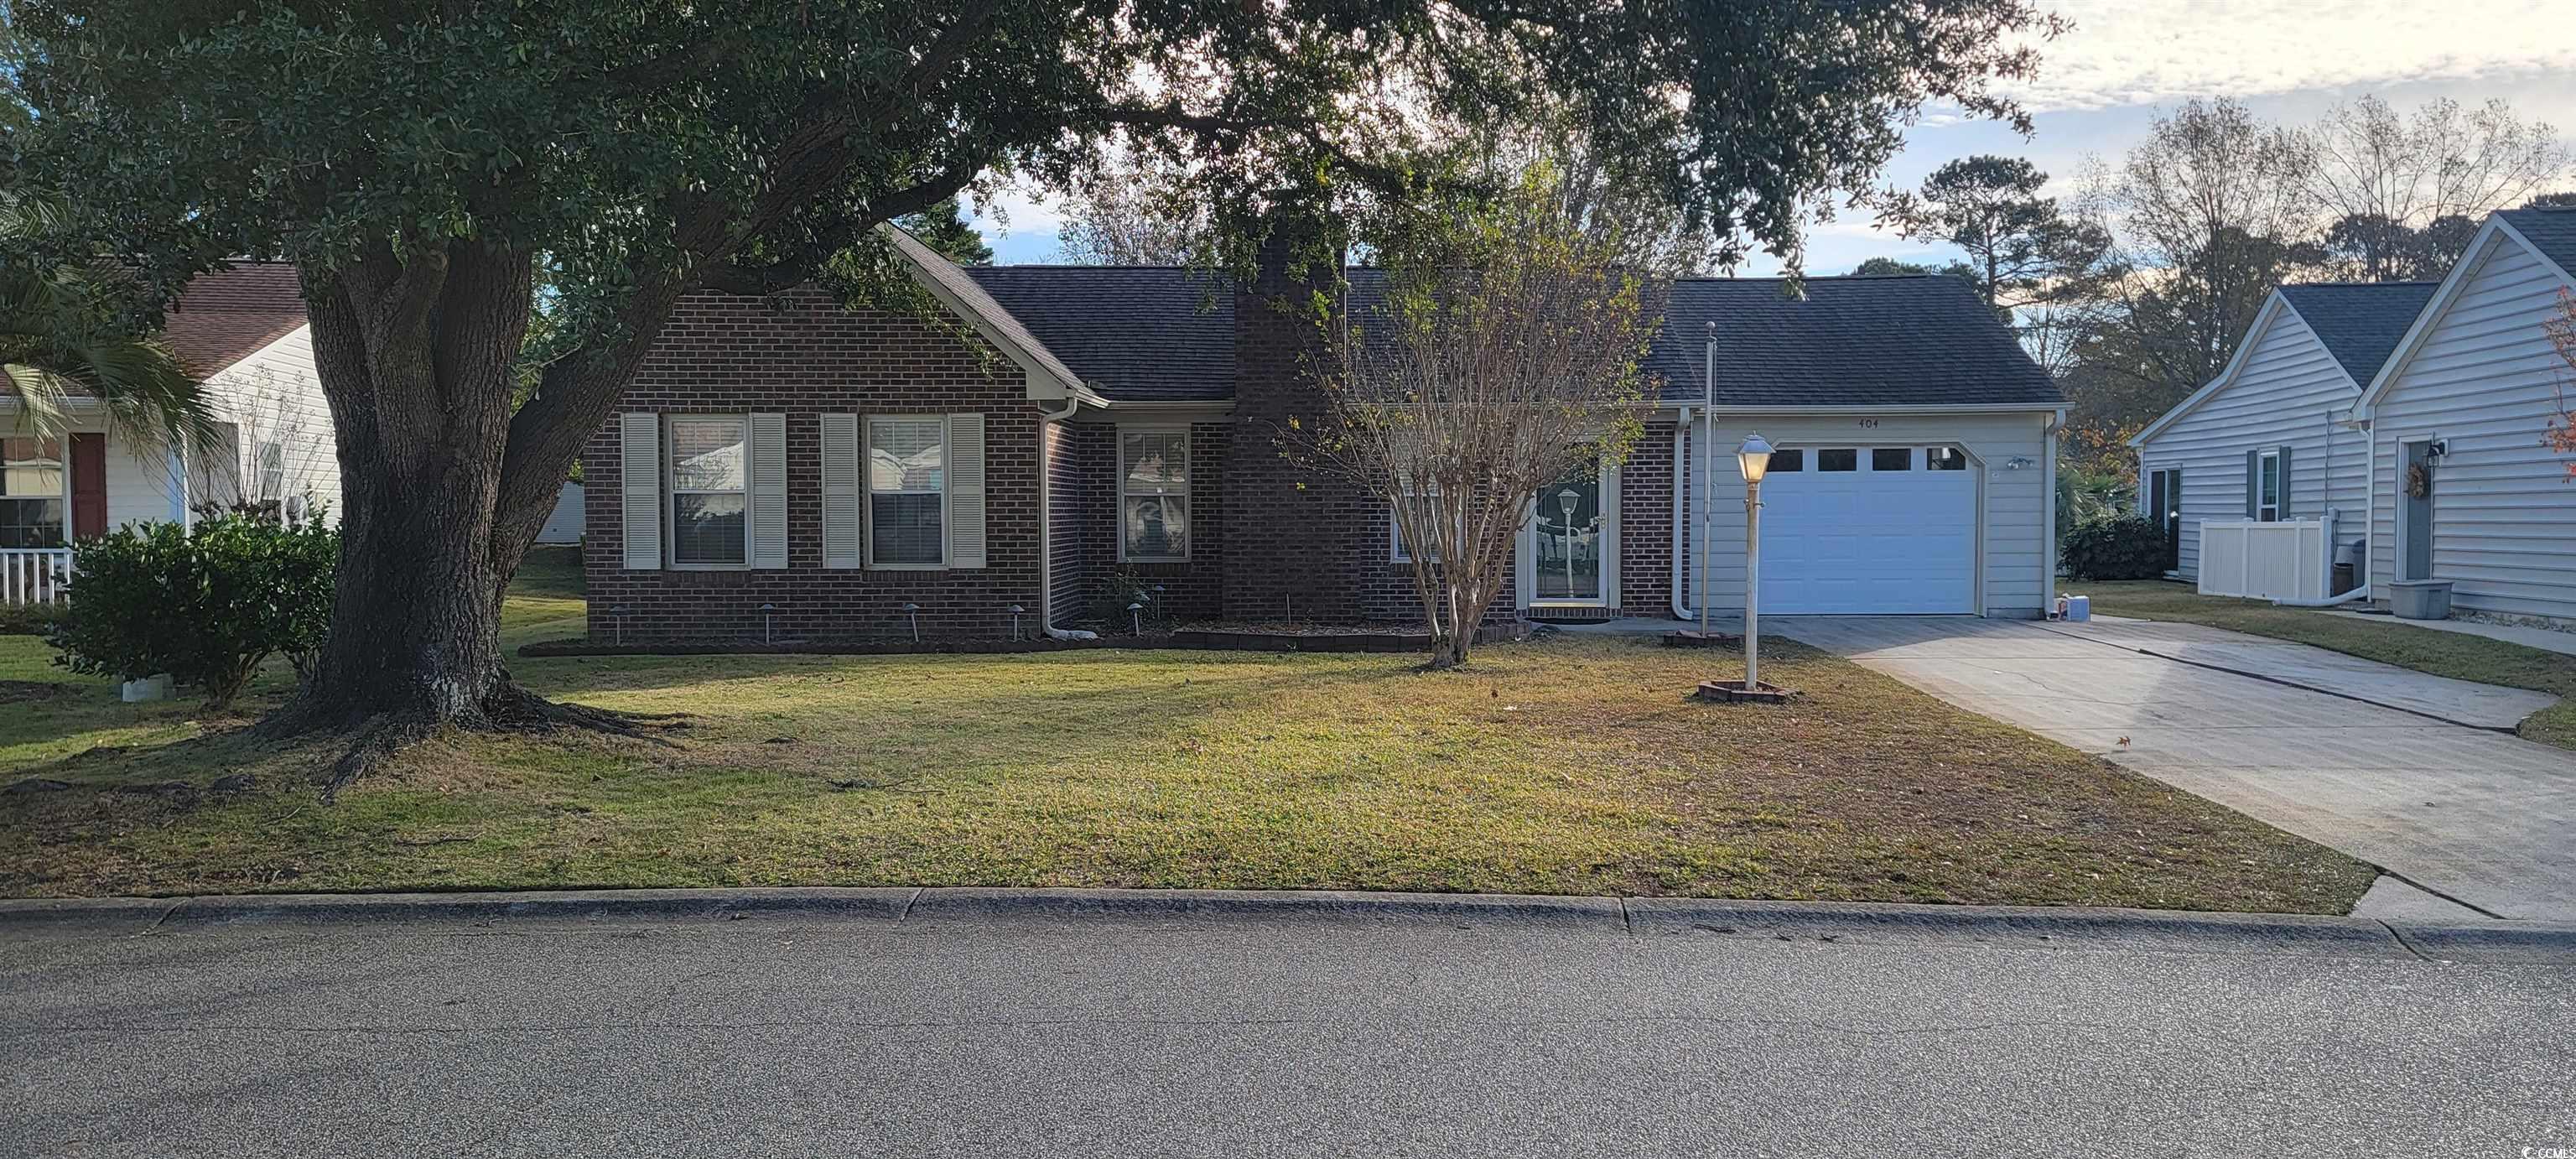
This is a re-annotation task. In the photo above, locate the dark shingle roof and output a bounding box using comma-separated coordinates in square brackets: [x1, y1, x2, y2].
[1646, 274, 2059, 407]
[2276, 282, 2439, 387]
[961, 265, 2057, 409]
[162, 262, 308, 378]
[963, 266, 1234, 403]
[2499, 207, 2576, 278]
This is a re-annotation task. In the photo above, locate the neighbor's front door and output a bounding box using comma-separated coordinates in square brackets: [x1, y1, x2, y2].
[2148, 468, 2182, 574]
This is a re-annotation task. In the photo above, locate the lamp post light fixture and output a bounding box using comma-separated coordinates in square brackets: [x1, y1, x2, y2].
[1008, 605, 1026, 641]
[1736, 433, 1774, 690]
[760, 602, 777, 645]
[1555, 487, 1581, 599]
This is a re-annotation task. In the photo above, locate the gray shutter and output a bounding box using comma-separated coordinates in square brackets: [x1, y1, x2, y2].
[822, 413, 861, 568]
[2276, 444, 2293, 518]
[620, 413, 662, 569]
[749, 413, 787, 569]
[2244, 450, 2259, 520]
[947, 413, 986, 569]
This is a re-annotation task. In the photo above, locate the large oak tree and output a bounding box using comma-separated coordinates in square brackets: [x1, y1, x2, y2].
[5, 0, 2054, 740]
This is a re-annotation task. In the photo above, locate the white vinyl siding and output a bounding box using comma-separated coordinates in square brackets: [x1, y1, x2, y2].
[1679, 412, 2052, 617]
[2367, 236, 2576, 620]
[2133, 303, 2371, 581]
[1119, 427, 1189, 562]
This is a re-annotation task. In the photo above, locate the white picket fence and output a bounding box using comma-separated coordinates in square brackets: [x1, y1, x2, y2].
[0, 548, 74, 605]
[2198, 519, 2327, 602]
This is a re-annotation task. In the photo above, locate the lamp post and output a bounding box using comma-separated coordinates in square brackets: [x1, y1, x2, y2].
[1737, 434, 1774, 690]
[1555, 488, 1580, 599]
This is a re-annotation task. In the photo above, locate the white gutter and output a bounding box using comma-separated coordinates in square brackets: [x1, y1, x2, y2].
[1032, 395, 1098, 642]
[2043, 408, 2064, 603]
[1667, 402, 2066, 416]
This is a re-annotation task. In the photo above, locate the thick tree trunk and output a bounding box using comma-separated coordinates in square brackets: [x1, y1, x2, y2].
[273, 242, 530, 728]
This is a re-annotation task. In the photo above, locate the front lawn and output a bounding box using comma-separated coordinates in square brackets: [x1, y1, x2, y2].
[2081, 580, 2576, 751]
[0, 567, 2372, 912]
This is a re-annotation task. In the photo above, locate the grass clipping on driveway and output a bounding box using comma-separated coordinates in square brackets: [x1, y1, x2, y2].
[2082, 580, 2576, 751]
[1, 627, 2371, 913]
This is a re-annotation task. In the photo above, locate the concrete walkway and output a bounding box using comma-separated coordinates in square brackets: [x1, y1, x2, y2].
[2322, 607, 2576, 657]
[1777, 616, 2576, 923]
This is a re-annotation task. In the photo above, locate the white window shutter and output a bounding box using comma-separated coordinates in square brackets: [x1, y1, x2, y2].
[947, 413, 986, 569]
[822, 413, 861, 568]
[619, 412, 661, 569]
[750, 412, 787, 569]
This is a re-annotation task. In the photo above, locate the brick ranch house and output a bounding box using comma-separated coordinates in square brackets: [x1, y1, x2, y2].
[580, 227, 2065, 644]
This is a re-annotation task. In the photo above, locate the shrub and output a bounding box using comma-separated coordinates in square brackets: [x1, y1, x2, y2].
[46, 514, 338, 706]
[2060, 515, 2168, 581]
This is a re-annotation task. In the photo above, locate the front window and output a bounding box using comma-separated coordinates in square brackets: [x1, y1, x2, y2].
[0, 436, 66, 548]
[1120, 428, 1189, 561]
[1391, 486, 1441, 564]
[254, 440, 287, 500]
[2257, 450, 2282, 522]
[668, 416, 748, 566]
[870, 417, 947, 566]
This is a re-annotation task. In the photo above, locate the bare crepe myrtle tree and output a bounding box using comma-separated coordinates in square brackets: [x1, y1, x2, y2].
[1300, 164, 1677, 668]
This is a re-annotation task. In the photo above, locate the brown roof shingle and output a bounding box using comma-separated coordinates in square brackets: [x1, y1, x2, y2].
[162, 262, 308, 378]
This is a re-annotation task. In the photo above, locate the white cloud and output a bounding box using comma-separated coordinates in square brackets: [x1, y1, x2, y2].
[2009, 0, 2576, 112]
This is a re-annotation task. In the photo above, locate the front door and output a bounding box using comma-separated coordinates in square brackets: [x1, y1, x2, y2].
[2401, 439, 2435, 581]
[1530, 463, 1607, 605]
[2148, 468, 2182, 574]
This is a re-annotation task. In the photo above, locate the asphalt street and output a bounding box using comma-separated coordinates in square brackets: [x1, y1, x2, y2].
[4, 907, 2571, 1158]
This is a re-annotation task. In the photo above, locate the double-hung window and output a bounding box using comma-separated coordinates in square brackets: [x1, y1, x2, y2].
[1390, 485, 1441, 564]
[0, 436, 66, 548]
[869, 416, 948, 567]
[667, 416, 750, 567]
[254, 440, 287, 501]
[1120, 428, 1189, 561]
[2257, 449, 2282, 522]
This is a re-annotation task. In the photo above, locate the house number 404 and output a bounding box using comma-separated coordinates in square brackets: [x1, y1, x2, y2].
[1855, 418, 1880, 429]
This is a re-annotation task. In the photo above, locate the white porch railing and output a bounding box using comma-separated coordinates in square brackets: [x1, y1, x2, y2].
[2199, 519, 2327, 602]
[0, 548, 74, 605]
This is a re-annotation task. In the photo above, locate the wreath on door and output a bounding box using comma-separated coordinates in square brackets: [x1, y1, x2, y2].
[2405, 461, 2433, 499]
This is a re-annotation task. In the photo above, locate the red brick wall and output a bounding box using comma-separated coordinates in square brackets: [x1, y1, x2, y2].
[1619, 419, 1678, 618]
[582, 288, 1047, 643]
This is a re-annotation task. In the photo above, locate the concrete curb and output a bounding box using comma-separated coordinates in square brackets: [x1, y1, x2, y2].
[4, 886, 2572, 962]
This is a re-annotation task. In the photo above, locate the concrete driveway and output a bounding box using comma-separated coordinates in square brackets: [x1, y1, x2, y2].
[1778, 616, 2576, 923]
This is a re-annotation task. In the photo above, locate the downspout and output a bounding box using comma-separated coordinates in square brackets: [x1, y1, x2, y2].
[1670, 406, 1695, 621]
[1032, 395, 1097, 642]
[2043, 408, 2064, 609]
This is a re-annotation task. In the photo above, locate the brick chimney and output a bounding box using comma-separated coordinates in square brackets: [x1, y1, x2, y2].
[1221, 212, 1372, 623]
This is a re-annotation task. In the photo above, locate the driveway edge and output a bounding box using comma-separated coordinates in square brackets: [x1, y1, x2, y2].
[6, 886, 2571, 962]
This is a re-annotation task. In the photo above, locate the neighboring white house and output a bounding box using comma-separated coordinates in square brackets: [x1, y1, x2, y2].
[536, 481, 584, 544]
[2131, 282, 2436, 584]
[2352, 208, 2576, 624]
[2, 262, 337, 603]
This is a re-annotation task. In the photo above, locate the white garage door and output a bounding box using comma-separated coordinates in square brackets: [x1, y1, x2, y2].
[1758, 446, 1976, 615]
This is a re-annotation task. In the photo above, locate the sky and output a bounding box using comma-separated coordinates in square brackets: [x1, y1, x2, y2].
[968, 0, 2576, 274]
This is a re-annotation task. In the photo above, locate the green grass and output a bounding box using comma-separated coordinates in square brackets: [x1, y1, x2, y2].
[2082, 580, 2576, 750]
[0, 562, 2374, 912]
